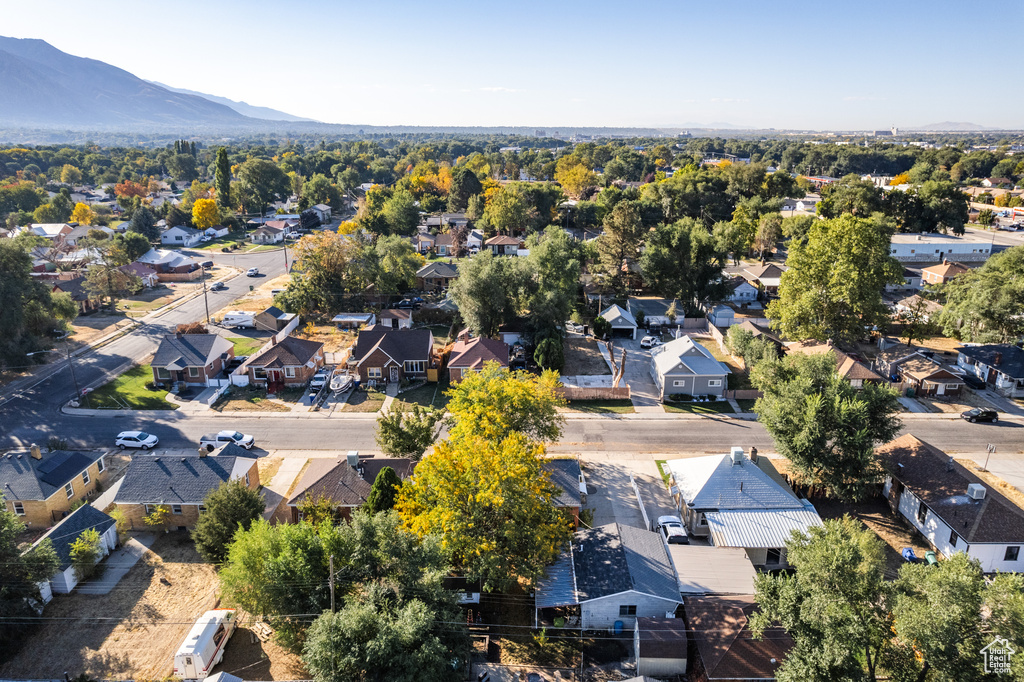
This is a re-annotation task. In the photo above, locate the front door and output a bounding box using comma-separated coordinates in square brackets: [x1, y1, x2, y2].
[390, 366, 400, 382]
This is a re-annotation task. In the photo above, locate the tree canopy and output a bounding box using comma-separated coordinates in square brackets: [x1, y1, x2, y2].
[191, 480, 266, 563]
[938, 245, 1024, 343]
[640, 218, 727, 315]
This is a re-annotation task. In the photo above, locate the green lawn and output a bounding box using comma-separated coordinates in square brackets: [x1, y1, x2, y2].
[394, 380, 450, 411]
[736, 398, 758, 412]
[342, 388, 386, 412]
[227, 337, 265, 356]
[655, 459, 671, 488]
[88, 365, 179, 410]
[566, 399, 636, 414]
[663, 400, 734, 414]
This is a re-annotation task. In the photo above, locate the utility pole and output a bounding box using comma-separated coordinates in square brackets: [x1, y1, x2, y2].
[200, 264, 210, 324]
[62, 334, 85, 408]
[329, 554, 335, 613]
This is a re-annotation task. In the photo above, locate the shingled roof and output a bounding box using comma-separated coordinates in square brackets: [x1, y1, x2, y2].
[115, 455, 254, 505]
[574, 523, 680, 603]
[686, 595, 792, 680]
[248, 336, 323, 369]
[29, 504, 115, 571]
[542, 458, 583, 508]
[417, 261, 458, 279]
[448, 336, 509, 370]
[287, 458, 371, 508]
[876, 434, 1024, 544]
[152, 334, 233, 370]
[0, 450, 104, 501]
[349, 327, 433, 366]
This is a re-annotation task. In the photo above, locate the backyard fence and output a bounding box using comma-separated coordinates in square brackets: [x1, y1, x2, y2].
[557, 385, 631, 401]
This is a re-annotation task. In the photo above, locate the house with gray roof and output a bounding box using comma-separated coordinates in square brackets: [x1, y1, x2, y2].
[347, 327, 434, 385]
[665, 447, 823, 568]
[1, 445, 108, 529]
[151, 333, 235, 388]
[535, 523, 682, 630]
[286, 453, 416, 522]
[650, 335, 730, 400]
[160, 225, 203, 248]
[113, 452, 260, 530]
[28, 504, 117, 601]
[246, 335, 324, 390]
[542, 458, 587, 528]
[957, 344, 1024, 398]
[600, 304, 638, 339]
[255, 305, 297, 332]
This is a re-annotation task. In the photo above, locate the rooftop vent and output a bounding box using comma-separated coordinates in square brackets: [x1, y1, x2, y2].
[730, 447, 744, 465]
[967, 483, 987, 501]
[347, 451, 359, 468]
[946, 456, 954, 472]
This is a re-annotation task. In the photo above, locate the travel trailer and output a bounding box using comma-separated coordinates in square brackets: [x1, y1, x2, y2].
[173, 609, 237, 680]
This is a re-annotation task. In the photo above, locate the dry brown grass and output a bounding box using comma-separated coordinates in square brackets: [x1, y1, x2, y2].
[917, 389, 998, 414]
[0, 534, 219, 679]
[562, 335, 610, 376]
[257, 457, 284, 485]
[956, 458, 1024, 509]
[295, 323, 354, 354]
[218, 619, 307, 680]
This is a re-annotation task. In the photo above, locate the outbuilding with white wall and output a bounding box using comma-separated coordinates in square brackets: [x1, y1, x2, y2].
[29, 504, 117, 601]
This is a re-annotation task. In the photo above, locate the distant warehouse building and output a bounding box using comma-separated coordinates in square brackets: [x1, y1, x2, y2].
[889, 233, 992, 264]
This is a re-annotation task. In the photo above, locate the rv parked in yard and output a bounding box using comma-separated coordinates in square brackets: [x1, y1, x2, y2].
[173, 609, 236, 680]
[221, 311, 255, 328]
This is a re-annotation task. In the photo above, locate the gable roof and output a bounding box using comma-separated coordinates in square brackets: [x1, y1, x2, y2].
[115, 455, 254, 505]
[254, 225, 283, 236]
[958, 344, 1024, 379]
[922, 261, 969, 279]
[542, 458, 583, 508]
[152, 334, 233, 370]
[380, 308, 412, 320]
[29, 504, 115, 572]
[666, 452, 802, 511]
[651, 335, 730, 378]
[706, 507, 823, 549]
[725, 275, 757, 292]
[893, 354, 956, 382]
[600, 304, 637, 328]
[876, 434, 1024, 543]
[417, 261, 458, 279]
[485, 235, 520, 246]
[349, 328, 433, 366]
[574, 523, 681, 603]
[0, 450, 104, 501]
[435, 233, 455, 247]
[51, 276, 91, 302]
[259, 306, 290, 321]
[736, 320, 784, 346]
[248, 336, 323, 369]
[785, 340, 884, 382]
[163, 225, 201, 238]
[895, 294, 943, 315]
[686, 595, 792, 680]
[448, 336, 509, 370]
[743, 263, 785, 283]
[286, 458, 372, 508]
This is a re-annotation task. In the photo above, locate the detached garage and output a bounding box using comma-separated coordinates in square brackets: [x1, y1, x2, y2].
[29, 504, 117, 601]
[600, 304, 638, 339]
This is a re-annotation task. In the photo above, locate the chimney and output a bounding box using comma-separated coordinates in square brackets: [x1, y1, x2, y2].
[947, 456, 954, 472]
[995, 352, 1003, 366]
[30, 444, 42, 460]
[749, 447, 758, 463]
[199, 448, 207, 458]
[175, 331, 183, 339]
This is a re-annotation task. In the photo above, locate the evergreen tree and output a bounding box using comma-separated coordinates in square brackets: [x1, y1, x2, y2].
[365, 466, 402, 514]
[215, 147, 232, 209]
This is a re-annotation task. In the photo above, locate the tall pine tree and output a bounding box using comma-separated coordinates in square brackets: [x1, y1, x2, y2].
[215, 147, 232, 209]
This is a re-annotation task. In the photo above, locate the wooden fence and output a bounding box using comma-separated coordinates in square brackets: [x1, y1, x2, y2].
[557, 385, 631, 400]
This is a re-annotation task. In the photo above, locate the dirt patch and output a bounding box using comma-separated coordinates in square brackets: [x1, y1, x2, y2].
[212, 387, 291, 413]
[218, 621, 308, 680]
[257, 457, 284, 485]
[917, 389, 998, 414]
[812, 495, 931, 580]
[295, 323, 354, 355]
[0, 533, 219, 679]
[563, 335, 611, 376]
[69, 314, 135, 345]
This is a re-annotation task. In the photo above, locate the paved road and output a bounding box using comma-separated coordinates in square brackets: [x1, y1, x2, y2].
[0, 247, 290, 425]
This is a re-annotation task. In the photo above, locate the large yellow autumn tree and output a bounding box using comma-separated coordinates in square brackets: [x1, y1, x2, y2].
[191, 198, 220, 229]
[70, 202, 95, 226]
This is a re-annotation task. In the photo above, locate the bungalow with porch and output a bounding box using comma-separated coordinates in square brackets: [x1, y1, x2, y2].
[447, 335, 509, 382]
[347, 326, 434, 386]
[957, 344, 1024, 398]
[151, 333, 234, 388]
[650, 335, 730, 400]
[247, 336, 325, 390]
[51, 276, 100, 314]
[484, 235, 520, 255]
[416, 261, 458, 291]
[160, 225, 203, 248]
[251, 225, 284, 244]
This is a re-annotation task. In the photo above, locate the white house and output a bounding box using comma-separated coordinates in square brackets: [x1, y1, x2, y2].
[160, 225, 203, 248]
[536, 523, 682, 631]
[890, 233, 992, 263]
[29, 504, 117, 602]
[204, 226, 229, 239]
[600, 304, 638, 339]
[252, 225, 285, 244]
[665, 447, 824, 568]
[879, 434, 1024, 573]
[467, 229, 484, 253]
[650, 336, 730, 400]
[707, 304, 735, 327]
[725, 276, 759, 304]
[310, 203, 332, 224]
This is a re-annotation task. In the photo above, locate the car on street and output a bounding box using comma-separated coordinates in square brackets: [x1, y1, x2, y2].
[961, 408, 998, 423]
[246, 267, 259, 277]
[199, 430, 255, 450]
[116, 431, 159, 450]
[640, 335, 662, 349]
[210, 281, 227, 291]
[961, 374, 986, 390]
[656, 515, 689, 544]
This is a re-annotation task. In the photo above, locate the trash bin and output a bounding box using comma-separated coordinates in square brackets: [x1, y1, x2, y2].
[249, 285, 254, 291]
[925, 551, 938, 566]
[906, 387, 916, 398]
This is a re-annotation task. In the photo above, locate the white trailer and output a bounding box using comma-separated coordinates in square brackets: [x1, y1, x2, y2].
[173, 609, 237, 681]
[221, 311, 256, 328]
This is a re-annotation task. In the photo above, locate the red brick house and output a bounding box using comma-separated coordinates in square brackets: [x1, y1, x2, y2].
[448, 336, 509, 382]
[484, 235, 520, 255]
[347, 326, 434, 385]
[247, 336, 325, 391]
[151, 333, 234, 387]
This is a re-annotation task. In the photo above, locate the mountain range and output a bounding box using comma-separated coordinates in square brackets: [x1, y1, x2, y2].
[149, 82, 316, 123]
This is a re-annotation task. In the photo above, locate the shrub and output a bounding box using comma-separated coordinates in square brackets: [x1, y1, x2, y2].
[46, 436, 68, 452]
[725, 325, 755, 357]
[592, 316, 611, 339]
[70, 528, 103, 582]
[221, 247, 230, 252]
[669, 393, 692, 402]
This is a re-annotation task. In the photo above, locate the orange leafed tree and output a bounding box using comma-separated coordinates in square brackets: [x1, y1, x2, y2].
[114, 180, 148, 198]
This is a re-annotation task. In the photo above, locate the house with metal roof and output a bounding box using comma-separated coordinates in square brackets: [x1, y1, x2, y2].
[151, 333, 235, 388]
[600, 304, 638, 339]
[113, 452, 260, 531]
[535, 523, 682, 631]
[27, 504, 117, 602]
[650, 335, 730, 400]
[879, 434, 1024, 572]
[1, 445, 108, 529]
[665, 448, 823, 568]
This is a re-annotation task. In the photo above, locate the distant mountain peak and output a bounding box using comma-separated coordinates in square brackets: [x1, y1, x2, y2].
[150, 82, 317, 123]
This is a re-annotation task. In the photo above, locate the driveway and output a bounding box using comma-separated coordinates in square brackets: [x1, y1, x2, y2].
[611, 336, 662, 409]
[583, 461, 647, 529]
[77, 532, 158, 595]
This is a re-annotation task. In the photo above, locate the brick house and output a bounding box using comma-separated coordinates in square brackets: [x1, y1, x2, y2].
[347, 326, 434, 385]
[484, 235, 520, 255]
[286, 453, 416, 523]
[151, 333, 235, 388]
[921, 260, 969, 285]
[247, 335, 325, 390]
[51, 276, 100, 314]
[447, 336, 509, 382]
[416, 261, 458, 291]
[0, 445, 109, 528]
[113, 449, 260, 531]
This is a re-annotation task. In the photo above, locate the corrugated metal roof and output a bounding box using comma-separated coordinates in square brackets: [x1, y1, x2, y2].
[665, 545, 757, 595]
[535, 545, 578, 608]
[667, 454, 801, 510]
[706, 506, 824, 549]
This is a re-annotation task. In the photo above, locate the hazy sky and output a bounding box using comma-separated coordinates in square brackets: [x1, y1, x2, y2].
[5, 0, 1022, 129]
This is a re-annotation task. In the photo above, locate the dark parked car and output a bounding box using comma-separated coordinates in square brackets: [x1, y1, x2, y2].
[210, 281, 227, 291]
[961, 408, 998, 423]
[395, 298, 422, 309]
[961, 374, 986, 390]
[200, 260, 214, 268]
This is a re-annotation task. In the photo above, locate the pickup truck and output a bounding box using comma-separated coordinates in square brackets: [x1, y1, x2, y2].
[199, 430, 255, 451]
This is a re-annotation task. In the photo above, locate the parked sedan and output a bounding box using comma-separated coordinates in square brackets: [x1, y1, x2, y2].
[656, 515, 690, 545]
[116, 431, 159, 450]
[961, 408, 998, 423]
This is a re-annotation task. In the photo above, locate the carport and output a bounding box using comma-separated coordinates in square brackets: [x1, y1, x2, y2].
[601, 304, 638, 339]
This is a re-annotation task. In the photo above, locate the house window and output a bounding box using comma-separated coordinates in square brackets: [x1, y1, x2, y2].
[172, 504, 182, 515]
[404, 360, 426, 374]
[253, 367, 267, 380]
[368, 367, 382, 379]
[156, 367, 171, 380]
[199, 505, 207, 513]
[619, 605, 637, 616]
[766, 548, 782, 565]
[145, 504, 156, 515]
[949, 530, 959, 548]
[708, 379, 722, 388]
[188, 366, 200, 378]
[245, 473, 250, 486]
[916, 500, 928, 524]
[82, 470, 90, 486]
[97, 457, 105, 473]
[698, 513, 708, 526]
[1006, 547, 1020, 562]
[672, 380, 686, 387]
[13, 502, 24, 516]
[285, 367, 295, 378]
[65, 483, 74, 499]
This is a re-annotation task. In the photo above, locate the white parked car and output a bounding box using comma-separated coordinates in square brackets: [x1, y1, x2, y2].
[656, 515, 689, 545]
[640, 335, 662, 349]
[287, 231, 301, 239]
[199, 430, 255, 451]
[246, 267, 259, 277]
[116, 431, 159, 450]
[565, 320, 584, 334]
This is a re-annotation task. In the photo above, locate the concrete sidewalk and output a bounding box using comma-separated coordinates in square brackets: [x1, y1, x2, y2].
[262, 457, 308, 521]
[77, 532, 158, 595]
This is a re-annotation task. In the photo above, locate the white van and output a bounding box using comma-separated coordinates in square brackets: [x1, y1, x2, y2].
[221, 311, 255, 328]
[173, 609, 237, 680]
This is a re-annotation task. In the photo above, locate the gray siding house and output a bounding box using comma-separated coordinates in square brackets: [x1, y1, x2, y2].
[650, 335, 730, 400]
